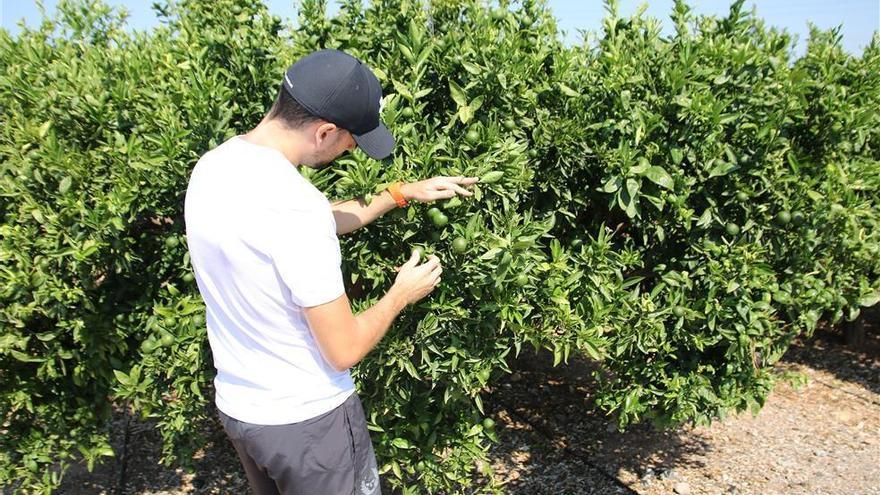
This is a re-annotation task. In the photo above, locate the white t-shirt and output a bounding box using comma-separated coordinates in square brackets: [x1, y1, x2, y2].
[184, 135, 354, 425]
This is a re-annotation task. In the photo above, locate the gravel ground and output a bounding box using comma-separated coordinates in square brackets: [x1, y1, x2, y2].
[54, 319, 879, 495]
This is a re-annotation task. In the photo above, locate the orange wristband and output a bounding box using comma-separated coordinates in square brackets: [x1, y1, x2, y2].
[388, 182, 408, 208]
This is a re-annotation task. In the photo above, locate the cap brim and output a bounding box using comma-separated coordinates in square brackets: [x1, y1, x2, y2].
[353, 123, 395, 160]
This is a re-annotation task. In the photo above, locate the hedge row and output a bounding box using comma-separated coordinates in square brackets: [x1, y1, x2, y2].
[0, 0, 877, 492]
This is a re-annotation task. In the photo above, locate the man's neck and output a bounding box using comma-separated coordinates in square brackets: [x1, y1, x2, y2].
[240, 119, 308, 166]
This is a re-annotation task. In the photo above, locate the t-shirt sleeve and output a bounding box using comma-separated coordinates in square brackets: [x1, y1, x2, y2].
[266, 205, 345, 308]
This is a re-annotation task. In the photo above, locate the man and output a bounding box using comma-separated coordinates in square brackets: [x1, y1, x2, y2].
[183, 49, 477, 495]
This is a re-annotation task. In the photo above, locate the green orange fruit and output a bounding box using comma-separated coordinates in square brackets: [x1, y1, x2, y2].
[140, 338, 158, 354]
[451, 237, 468, 253]
[431, 213, 449, 227]
[775, 211, 792, 226]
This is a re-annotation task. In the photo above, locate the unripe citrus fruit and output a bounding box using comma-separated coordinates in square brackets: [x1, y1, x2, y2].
[775, 210, 792, 226]
[431, 213, 449, 227]
[451, 237, 468, 253]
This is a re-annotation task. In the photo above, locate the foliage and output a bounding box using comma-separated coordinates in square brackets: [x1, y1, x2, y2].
[0, 0, 877, 492]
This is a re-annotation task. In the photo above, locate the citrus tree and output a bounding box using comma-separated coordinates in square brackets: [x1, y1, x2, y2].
[0, 0, 877, 493]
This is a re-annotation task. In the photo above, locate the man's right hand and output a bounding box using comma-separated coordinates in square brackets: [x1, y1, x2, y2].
[392, 250, 442, 305]
[304, 250, 441, 372]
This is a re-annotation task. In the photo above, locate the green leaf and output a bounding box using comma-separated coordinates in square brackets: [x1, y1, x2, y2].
[398, 44, 415, 63]
[413, 87, 432, 99]
[38, 121, 52, 138]
[581, 339, 602, 360]
[601, 176, 622, 193]
[859, 291, 880, 307]
[480, 247, 502, 260]
[461, 61, 482, 75]
[670, 147, 684, 165]
[58, 177, 72, 194]
[697, 208, 713, 228]
[391, 437, 412, 449]
[625, 178, 640, 201]
[113, 370, 130, 386]
[479, 171, 504, 184]
[391, 79, 412, 100]
[402, 359, 419, 379]
[444, 196, 462, 209]
[10, 350, 44, 363]
[558, 82, 580, 97]
[469, 95, 484, 114]
[707, 160, 739, 178]
[644, 166, 674, 189]
[630, 158, 650, 175]
[713, 74, 729, 85]
[449, 80, 468, 108]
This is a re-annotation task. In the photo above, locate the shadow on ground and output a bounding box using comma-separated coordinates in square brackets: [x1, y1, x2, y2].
[59, 411, 246, 494]
[782, 307, 879, 398]
[482, 346, 709, 494]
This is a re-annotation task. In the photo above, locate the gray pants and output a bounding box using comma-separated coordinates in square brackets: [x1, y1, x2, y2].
[217, 392, 381, 495]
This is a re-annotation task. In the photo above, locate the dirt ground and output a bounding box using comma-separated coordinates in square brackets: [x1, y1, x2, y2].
[485, 325, 880, 495]
[54, 321, 879, 495]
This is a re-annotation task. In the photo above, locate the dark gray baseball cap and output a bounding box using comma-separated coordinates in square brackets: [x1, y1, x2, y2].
[283, 49, 395, 160]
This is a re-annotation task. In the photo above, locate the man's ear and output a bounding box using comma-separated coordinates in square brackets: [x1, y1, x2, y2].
[314, 122, 338, 146]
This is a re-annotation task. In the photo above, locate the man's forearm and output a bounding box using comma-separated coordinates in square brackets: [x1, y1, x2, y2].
[348, 288, 407, 366]
[331, 188, 400, 235]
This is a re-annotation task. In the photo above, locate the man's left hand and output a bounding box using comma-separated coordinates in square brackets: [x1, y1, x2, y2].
[400, 176, 479, 203]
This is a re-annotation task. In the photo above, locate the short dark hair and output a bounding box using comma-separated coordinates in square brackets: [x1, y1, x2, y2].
[265, 83, 323, 129]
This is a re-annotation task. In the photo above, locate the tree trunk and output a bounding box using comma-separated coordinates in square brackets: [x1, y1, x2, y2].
[844, 315, 866, 347]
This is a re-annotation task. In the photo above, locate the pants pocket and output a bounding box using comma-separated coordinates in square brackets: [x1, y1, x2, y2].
[306, 403, 354, 473]
[345, 396, 381, 495]
[218, 409, 244, 441]
[342, 398, 357, 466]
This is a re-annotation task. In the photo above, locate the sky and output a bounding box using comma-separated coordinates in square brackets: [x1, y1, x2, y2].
[2, 0, 878, 56]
